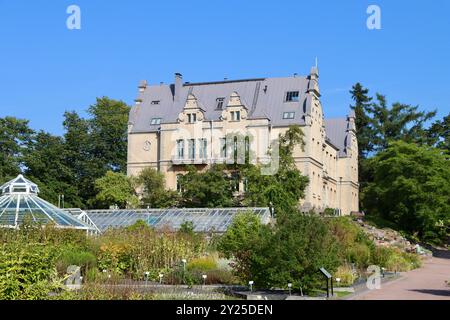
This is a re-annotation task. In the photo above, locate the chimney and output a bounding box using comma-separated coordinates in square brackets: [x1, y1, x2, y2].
[138, 80, 147, 93]
[174, 73, 183, 101]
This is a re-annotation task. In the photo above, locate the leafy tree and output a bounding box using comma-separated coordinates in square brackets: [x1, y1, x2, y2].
[362, 141, 450, 244]
[179, 165, 234, 208]
[218, 212, 340, 292]
[92, 171, 138, 209]
[243, 125, 309, 214]
[23, 131, 81, 207]
[0, 117, 33, 181]
[137, 167, 179, 208]
[87, 97, 130, 173]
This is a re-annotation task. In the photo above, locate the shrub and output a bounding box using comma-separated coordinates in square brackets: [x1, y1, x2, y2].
[0, 243, 61, 300]
[187, 256, 217, 272]
[55, 246, 97, 276]
[334, 264, 357, 287]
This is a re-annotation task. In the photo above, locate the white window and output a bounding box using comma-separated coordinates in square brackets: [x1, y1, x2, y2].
[176, 140, 184, 159]
[216, 98, 225, 110]
[176, 174, 183, 192]
[230, 111, 241, 121]
[199, 138, 207, 159]
[187, 113, 197, 123]
[283, 112, 295, 119]
[188, 139, 196, 159]
[150, 118, 161, 125]
[285, 91, 299, 102]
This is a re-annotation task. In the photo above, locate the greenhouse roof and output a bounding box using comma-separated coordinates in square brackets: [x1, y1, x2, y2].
[0, 175, 93, 230]
[84, 207, 271, 233]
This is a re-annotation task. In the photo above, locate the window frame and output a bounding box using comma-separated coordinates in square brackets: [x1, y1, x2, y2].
[282, 112, 295, 119]
[150, 118, 162, 125]
[285, 91, 300, 102]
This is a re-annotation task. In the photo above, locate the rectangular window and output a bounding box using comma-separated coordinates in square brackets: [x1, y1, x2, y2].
[187, 113, 197, 123]
[230, 111, 241, 121]
[176, 140, 184, 159]
[220, 138, 227, 158]
[282, 112, 295, 119]
[216, 98, 225, 110]
[151, 100, 160, 105]
[285, 91, 299, 102]
[199, 138, 207, 159]
[188, 139, 196, 159]
[176, 174, 183, 192]
[150, 118, 161, 125]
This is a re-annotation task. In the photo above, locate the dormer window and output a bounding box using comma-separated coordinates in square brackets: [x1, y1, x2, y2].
[283, 112, 295, 119]
[230, 111, 241, 121]
[151, 100, 160, 105]
[285, 91, 299, 102]
[150, 118, 161, 125]
[187, 113, 197, 123]
[216, 98, 225, 110]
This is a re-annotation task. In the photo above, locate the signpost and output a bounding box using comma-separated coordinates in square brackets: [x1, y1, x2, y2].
[319, 267, 333, 298]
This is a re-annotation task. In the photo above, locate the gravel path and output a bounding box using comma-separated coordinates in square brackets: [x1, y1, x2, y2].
[351, 254, 450, 300]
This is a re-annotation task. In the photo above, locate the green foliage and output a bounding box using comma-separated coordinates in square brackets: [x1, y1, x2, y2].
[187, 256, 217, 272]
[426, 113, 450, 153]
[94, 221, 206, 278]
[218, 212, 340, 293]
[92, 171, 138, 209]
[179, 165, 235, 208]
[0, 243, 61, 300]
[0, 117, 33, 180]
[137, 167, 180, 208]
[362, 141, 450, 244]
[55, 246, 97, 276]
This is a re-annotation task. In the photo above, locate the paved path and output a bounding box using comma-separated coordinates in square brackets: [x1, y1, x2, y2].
[351, 255, 450, 300]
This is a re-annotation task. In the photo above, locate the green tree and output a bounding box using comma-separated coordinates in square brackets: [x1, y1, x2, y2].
[370, 94, 436, 151]
[23, 131, 81, 208]
[88, 97, 130, 173]
[243, 125, 309, 214]
[218, 212, 340, 292]
[179, 165, 234, 208]
[137, 167, 179, 208]
[0, 117, 33, 181]
[426, 113, 449, 153]
[92, 171, 138, 209]
[350, 83, 374, 159]
[362, 141, 450, 244]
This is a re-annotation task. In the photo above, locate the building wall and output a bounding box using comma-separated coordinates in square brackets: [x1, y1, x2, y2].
[127, 81, 359, 215]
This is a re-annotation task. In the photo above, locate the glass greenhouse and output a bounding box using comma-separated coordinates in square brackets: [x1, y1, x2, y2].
[0, 175, 93, 231]
[84, 207, 271, 233]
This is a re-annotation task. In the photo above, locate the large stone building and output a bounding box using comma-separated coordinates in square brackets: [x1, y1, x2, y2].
[127, 67, 359, 215]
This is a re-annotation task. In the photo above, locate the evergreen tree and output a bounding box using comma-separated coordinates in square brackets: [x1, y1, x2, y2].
[350, 83, 374, 159]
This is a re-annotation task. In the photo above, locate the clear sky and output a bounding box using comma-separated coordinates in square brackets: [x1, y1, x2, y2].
[0, 0, 449, 135]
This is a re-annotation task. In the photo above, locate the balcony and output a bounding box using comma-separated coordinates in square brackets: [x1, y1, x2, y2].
[171, 156, 208, 165]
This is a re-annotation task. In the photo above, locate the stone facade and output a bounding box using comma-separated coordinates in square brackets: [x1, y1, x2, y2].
[127, 68, 359, 215]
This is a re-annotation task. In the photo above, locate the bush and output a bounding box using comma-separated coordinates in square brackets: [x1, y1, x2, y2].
[0, 243, 61, 300]
[334, 264, 357, 287]
[187, 256, 217, 272]
[55, 246, 97, 276]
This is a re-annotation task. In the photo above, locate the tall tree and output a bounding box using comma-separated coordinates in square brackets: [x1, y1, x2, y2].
[370, 94, 436, 151]
[23, 131, 81, 207]
[362, 141, 450, 244]
[350, 83, 374, 159]
[137, 167, 179, 208]
[92, 171, 138, 209]
[88, 97, 130, 173]
[0, 117, 33, 181]
[426, 113, 449, 153]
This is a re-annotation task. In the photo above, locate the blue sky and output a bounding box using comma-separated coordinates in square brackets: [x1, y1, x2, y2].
[0, 0, 449, 135]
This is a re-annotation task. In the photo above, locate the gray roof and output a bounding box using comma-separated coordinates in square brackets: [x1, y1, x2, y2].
[129, 75, 312, 133]
[129, 72, 354, 158]
[325, 117, 354, 157]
